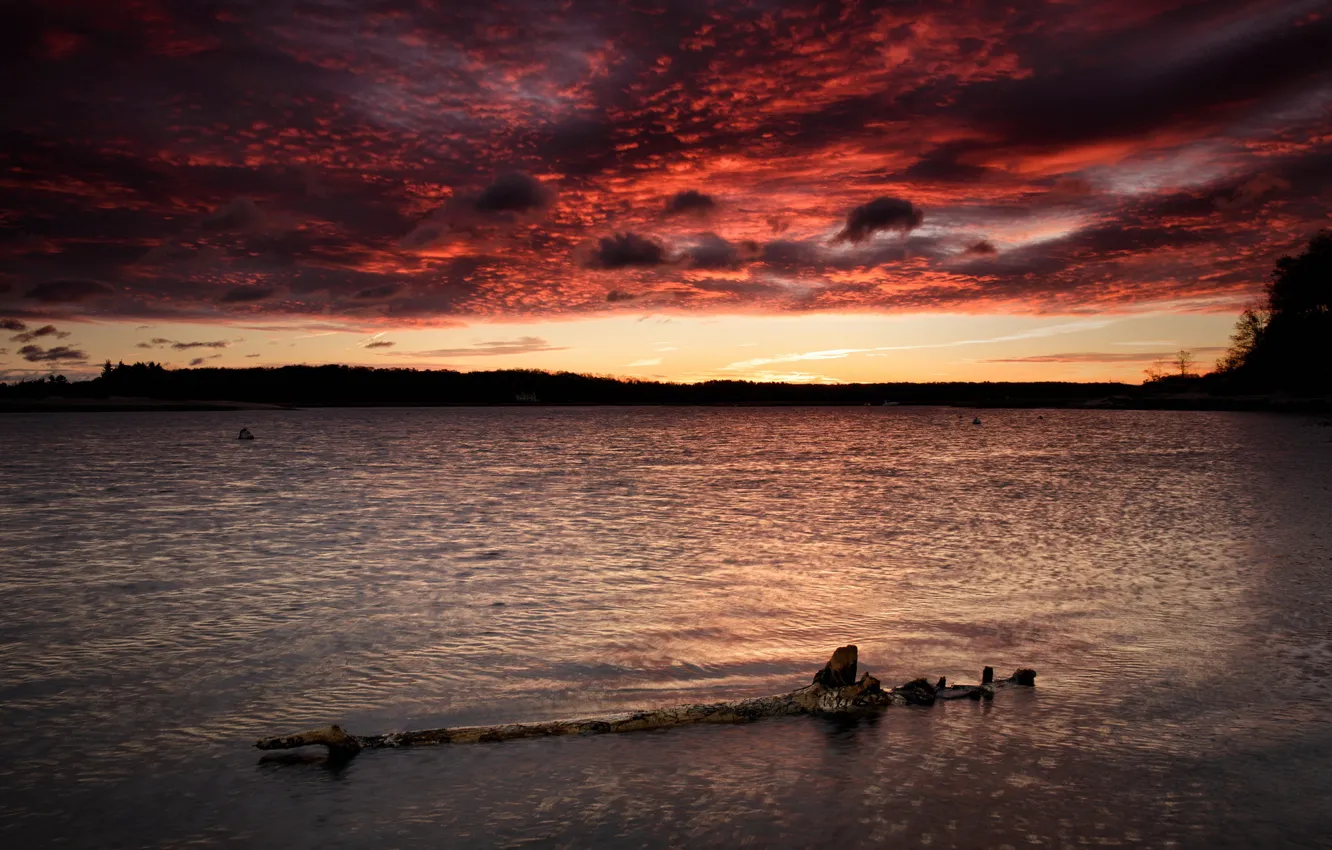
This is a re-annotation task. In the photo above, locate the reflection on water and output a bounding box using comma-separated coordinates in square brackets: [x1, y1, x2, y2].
[2, 407, 1331, 848]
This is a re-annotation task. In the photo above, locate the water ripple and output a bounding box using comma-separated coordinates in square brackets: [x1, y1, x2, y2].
[2, 407, 1331, 847]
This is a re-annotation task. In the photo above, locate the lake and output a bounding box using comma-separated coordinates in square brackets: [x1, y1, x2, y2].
[2, 407, 1331, 848]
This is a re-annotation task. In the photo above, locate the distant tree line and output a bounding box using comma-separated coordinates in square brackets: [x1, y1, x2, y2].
[0, 361, 1131, 407]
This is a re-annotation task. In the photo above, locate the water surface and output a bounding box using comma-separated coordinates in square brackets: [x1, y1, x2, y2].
[2, 407, 1331, 848]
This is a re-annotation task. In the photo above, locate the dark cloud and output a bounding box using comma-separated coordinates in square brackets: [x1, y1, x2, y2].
[585, 233, 668, 270]
[664, 190, 717, 217]
[19, 344, 86, 362]
[688, 234, 756, 270]
[946, 224, 1211, 300]
[529, 115, 626, 177]
[203, 198, 267, 232]
[141, 338, 230, 350]
[689, 279, 785, 297]
[833, 197, 924, 244]
[956, 7, 1332, 154]
[219, 286, 276, 304]
[352, 283, 402, 301]
[398, 176, 550, 252]
[964, 240, 998, 256]
[830, 239, 919, 269]
[473, 173, 550, 214]
[365, 340, 395, 348]
[606, 290, 640, 303]
[404, 336, 569, 358]
[1213, 173, 1292, 210]
[1, 318, 29, 332]
[398, 220, 453, 252]
[903, 146, 991, 182]
[24, 279, 114, 303]
[985, 348, 1225, 364]
[11, 324, 70, 342]
[760, 240, 823, 271]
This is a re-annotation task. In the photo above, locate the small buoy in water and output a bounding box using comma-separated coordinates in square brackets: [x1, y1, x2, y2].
[238, 427, 254, 440]
[972, 417, 982, 425]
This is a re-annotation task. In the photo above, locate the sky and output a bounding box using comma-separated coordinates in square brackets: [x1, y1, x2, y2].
[1, 0, 1329, 385]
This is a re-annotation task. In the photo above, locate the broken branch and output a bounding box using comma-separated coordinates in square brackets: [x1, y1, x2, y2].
[255, 646, 1036, 759]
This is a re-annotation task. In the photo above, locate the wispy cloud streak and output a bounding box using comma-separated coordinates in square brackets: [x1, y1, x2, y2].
[724, 321, 1114, 369]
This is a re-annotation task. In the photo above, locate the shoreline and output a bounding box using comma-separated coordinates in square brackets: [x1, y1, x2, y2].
[0, 397, 294, 413]
[3, 395, 1329, 414]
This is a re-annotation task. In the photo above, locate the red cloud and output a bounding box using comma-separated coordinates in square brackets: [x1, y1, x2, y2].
[0, 1, 1328, 326]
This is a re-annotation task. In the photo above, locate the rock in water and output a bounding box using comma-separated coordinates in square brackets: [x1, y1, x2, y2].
[813, 644, 858, 687]
[896, 678, 937, 706]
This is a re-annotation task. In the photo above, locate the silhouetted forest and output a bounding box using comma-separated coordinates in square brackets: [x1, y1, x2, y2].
[0, 362, 1134, 407]
[1216, 231, 1332, 393]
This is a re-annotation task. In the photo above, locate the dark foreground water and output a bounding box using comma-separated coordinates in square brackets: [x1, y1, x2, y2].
[2, 407, 1332, 849]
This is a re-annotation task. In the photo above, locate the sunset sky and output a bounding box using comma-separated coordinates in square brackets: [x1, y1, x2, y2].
[1, 0, 1328, 384]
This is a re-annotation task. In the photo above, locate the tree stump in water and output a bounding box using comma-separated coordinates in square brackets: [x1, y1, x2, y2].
[255, 647, 1037, 759]
[812, 644, 858, 687]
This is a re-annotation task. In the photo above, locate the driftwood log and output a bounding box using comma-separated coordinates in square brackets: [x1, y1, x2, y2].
[256, 646, 1036, 759]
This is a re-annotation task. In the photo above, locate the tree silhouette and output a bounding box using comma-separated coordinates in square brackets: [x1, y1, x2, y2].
[1216, 305, 1266, 373]
[1220, 231, 1332, 392]
[1173, 349, 1196, 377]
[1143, 349, 1198, 384]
